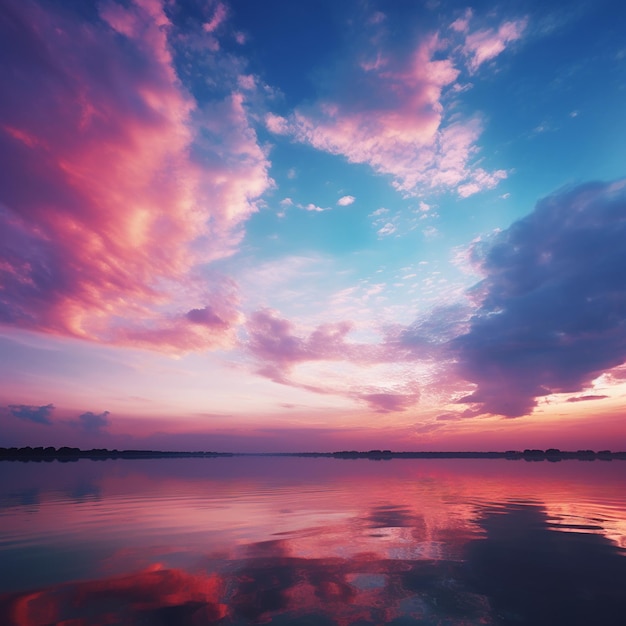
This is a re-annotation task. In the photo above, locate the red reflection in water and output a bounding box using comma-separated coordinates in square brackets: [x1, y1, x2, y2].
[1, 458, 626, 625]
[1, 565, 226, 626]
[1, 545, 495, 625]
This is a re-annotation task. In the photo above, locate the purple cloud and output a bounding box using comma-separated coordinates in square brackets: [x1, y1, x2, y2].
[186, 305, 232, 328]
[8, 403, 54, 425]
[397, 303, 471, 359]
[566, 395, 609, 403]
[76, 411, 111, 433]
[246, 309, 421, 412]
[246, 309, 358, 372]
[356, 390, 419, 413]
[452, 180, 626, 417]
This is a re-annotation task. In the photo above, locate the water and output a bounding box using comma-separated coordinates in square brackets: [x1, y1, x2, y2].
[1, 457, 625, 625]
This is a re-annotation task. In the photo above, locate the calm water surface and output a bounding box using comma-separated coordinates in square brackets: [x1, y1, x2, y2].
[1, 457, 626, 625]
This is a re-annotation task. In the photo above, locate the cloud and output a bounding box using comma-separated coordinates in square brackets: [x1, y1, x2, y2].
[203, 2, 227, 33]
[265, 113, 289, 134]
[377, 223, 397, 237]
[245, 309, 422, 412]
[369, 11, 386, 25]
[566, 395, 609, 403]
[247, 178, 626, 419]
[436, 412, 464, 421]
[76, 411, 111, 433]
[337, 195, 355, 206]
[276, 200, 329, 213]
[356, 388, 420, 413]
[452, 179, 626, 417]
[265, 25, 509, 197]
[246, 309, 359, 376]
[8, 403, 54, 425]
[237, 74, 255, 90]
[399, 304, 472, 358]
[450, 9, 473, 34]
[0, 0, 271, 353]
[457, 168, 508, 198]
[462, 18, 528, 73]
[186, 305, 231, 328]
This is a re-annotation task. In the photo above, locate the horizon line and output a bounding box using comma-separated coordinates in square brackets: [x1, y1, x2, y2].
[2, 446, 625, 459]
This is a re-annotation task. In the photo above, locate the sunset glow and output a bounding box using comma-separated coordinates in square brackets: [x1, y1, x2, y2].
[1, 0, 626, 451]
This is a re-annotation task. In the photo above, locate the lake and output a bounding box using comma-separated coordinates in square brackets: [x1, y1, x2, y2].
[1, 457, 626, 625]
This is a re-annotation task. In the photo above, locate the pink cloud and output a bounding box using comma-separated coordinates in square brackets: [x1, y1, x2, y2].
[247, 309, 359, 370]
[337, 195, 356, 206]
[450, 9, 473, 34]
[203, 2, 228, 33]
[115, 282, 243, 353]
[355, 386, 420, 413]
[269, 34, 506, 197]
[265, 113, 289, 135]
[0, 0, 271, 352]
[246, 310, 423, 412]
[237, 74, 256, 90]
[186, 305, 232, 328]
[462, 18, 528, 73]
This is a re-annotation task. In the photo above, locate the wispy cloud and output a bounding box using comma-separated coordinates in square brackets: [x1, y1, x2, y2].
[355, 386, 420, 413]
[566, 395, 609, 403]
[203, 2, 227, 33]
[245, 309, 427, 413]
[265, 20, 516, 198]
[246, 309, 363, 377]
[302, 203, 327, 213]
[450, 8, 473, 34]
[377, 223, 397, 237]
[462, 18, 528, 73]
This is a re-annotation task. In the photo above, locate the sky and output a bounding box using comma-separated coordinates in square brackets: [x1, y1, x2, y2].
[1, 0, 626, 452]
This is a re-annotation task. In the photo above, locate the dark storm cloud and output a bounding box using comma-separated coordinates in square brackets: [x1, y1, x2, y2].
[8, 403, 54, 424]
[451, 180, 626, 417]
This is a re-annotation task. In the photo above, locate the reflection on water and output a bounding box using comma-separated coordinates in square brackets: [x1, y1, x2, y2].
[0, 458, 625, 625]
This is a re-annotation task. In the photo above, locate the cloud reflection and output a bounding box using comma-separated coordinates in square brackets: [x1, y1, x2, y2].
[2, 458, 626, 625]
[6, 501, 624, 626]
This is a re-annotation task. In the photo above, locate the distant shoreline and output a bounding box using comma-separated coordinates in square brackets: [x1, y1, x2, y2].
[1, 447, 625, 462]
